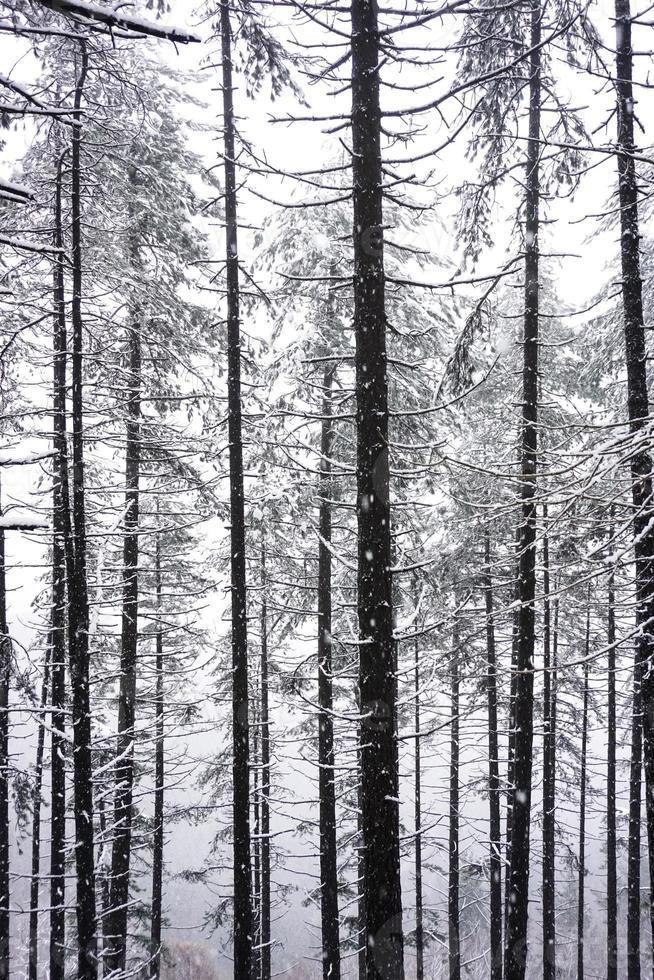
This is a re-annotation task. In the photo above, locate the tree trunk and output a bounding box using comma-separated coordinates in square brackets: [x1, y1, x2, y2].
[317, 367, 341, 980]
[219, 5, 253, 975]
[28, 652, 51, 980]
[577, 600, 591, 980]
[414, 631, 424, 980]
[483, 532, 502, 980]
[606, 525, 618, 980]
[68, 41, 98, 980]
[614, 0, 654, 968]
[259, 541, 271, 980]
[449, 625, 461, 980]
[106, 306, 142, 977]
[503, 2, 541, 976]
[253, 705, 261, 980]
[541, 509, 555, 980]
[350, 0, 404, 975]
[0, 516, 9, 980]
[357, 746, 366, 980]
[149, 531, 165, 980]
[627, 656, 642, 980]
[50, 149, 68, 980]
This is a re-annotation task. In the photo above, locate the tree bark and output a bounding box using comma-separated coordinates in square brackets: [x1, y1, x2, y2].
[483, 532, 502, 980]
[68, 42, 98, 980]
[149, 531, 165, 980]
[317, 366, 341, 980]
[577, 600, 591, 980]
[414, 631, 424, 980]
[449, 624, 461, 980]
[105, 304, 142, 977]
[28, 652, 51, 980]
[503, 2, 541, 976]
[614, 0, 654, 969]
[541, 508, 555, 980]
[606, 525, 618, 980]
[219, 5, 253, 976]
[0, 513, 9, 980]
[259, 541, 271, 980]
[627, 656, 642, 980]
[50, 149, 68, 980]
[350, 0, 404, 975]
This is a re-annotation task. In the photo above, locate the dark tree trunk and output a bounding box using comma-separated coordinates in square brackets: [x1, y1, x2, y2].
[259, 541, 271, 980]
[357, 747, 366, 980]
[50, 150, 68, 980]
[253, 706, 261, 980]
[577, 602, 591, 980]
[614, 0, 654, 967]
[627, 657, 642, 980]
[68, 43, 98, 980]
[504, 3, 541, 976]
[28, 652, 51, 980]
[317, 367, 341, 980]
[606, 526, 618, 980]
[449, 627, 461, 980]
[413, 632, 424, 980]
[0, 518, 9, 980]
[219, 5, 253, 975]
[149, 531, 165, 980]
[105, 307, 142, 977]
[483, 532, 502, 980]
[541, 509, 555, 980]
[350, 0, 404, 975]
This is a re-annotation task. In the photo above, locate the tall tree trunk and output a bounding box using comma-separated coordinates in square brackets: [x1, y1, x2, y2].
[350, 0, 404, 975]
[614, 0, 654, 967]
[541, 508, 555, 980]
[577, 600, 591, 980]
[259, 541, 271, 980]
[106, 310, 142, 977]
[50, 149, 68, 980]
[606, 525, 618, 980]
[414, 632, 424, 980]
[0, 515, 9, 980]
[149, 531, 165, 980]
[449, 625, 461, 980]
[627, 657, 642, 980]
[68, 42, 98, 980]
[317, 367, 341, 980]
[357, 748, 366, 980]
[28, 652, 51, 980]
[483, 532, 502, 980]
[219, 5, 252, 975]
[504, 2, 541, 976]
[252, 706, 261, 980]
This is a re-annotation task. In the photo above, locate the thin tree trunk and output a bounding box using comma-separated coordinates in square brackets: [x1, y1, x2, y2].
[357, 747, 366, 980]
[577, 599, 591, 980]
[219, 5, 253, 975]
[253, 706, 261, 980]
[414, 630, 424, 980]
[627, 656, 642, 980]
[317, 367, 341, 980]
[68, 42, 98, 980]
[542, 508, 555, 980]
[614, 0, 654, 967]
[483, 532, 502, 980]
[28, 651, 51, 980]
[149, 531, 165, 980]
[449, 625, 461, 980]
[606, 524, 618, 980]
[350, 0, 404, 974]
[50, 149, 68, 980]
[504, 2, 541, 975]
[0, 515, 9, 980]
[259, 541, 271, 980]
[106, 306, 142, 977]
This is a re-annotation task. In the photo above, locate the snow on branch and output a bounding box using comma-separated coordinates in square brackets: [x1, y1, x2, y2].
[0, 516, 48, 530]
[0, 177, 33, 204]
[35, 0, 202, 44]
